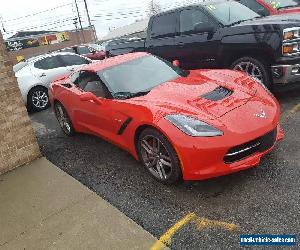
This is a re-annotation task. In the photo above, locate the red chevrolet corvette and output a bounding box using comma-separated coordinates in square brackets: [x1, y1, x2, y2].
[49, 52, 284, 184]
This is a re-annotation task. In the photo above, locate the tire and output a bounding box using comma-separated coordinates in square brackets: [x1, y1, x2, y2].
[137, 128, 182, 184]
[231, 57, 272, 90]
[27, 86, 50, 112]
[54, 102, 75, 136]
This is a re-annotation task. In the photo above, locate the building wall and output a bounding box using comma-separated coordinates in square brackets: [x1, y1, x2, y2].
[7, 29, 95, 64]
[0, 32, 41, 175]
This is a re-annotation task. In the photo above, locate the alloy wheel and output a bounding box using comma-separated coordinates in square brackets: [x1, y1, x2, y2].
[31, 90, 49, 109]
[55, 104, 71, 134]
[140, 135, 173, 180]
[233, 61, 263, 82]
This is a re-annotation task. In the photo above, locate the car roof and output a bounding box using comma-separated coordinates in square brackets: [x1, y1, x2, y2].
[81, 52, 149, 72]
[29, 52, 83, 63]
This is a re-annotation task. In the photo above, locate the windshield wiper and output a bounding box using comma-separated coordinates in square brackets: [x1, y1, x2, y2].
[113, 91, 150, 100]
[228, 19, 251, 26]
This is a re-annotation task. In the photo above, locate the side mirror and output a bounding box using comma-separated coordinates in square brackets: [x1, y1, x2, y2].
[80, 92, 103, 105]
[172, 59, 181, 68]
[194, 23, 216, 34]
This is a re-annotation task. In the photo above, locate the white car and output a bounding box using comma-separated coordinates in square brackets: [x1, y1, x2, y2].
[15, 52, 92, 111]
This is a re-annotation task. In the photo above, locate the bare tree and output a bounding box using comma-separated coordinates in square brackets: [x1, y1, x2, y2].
[148, 0, 161, 16]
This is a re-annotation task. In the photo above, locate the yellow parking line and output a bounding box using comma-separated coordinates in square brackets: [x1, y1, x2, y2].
[289, 103, 300, 114]
[193, 217, 239, 231]
[150, 212, 196, 250]
[150, 213, 239, 250]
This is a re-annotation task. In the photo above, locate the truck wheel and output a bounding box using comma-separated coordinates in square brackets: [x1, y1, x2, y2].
[231, 57, 271, 89]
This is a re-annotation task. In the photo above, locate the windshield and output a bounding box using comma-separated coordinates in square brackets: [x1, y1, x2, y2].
[98, 55, 187, 97]
[263, 0, 300, 9]
[204, 1, 260, 26]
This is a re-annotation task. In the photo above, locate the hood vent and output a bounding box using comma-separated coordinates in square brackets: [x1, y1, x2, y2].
[201, 86, 233, 101]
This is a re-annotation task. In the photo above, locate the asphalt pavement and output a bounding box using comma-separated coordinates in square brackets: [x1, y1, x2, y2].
[29, 86, 300, 250]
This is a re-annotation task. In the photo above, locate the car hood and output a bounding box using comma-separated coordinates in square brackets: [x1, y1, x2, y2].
[129, 69, 259, 121]
[278, 6, 300, 14]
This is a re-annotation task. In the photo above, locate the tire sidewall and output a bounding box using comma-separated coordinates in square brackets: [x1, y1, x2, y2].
[231, 57, 272, 90]
[27, 86, 50, 112]
[137, 128, 182, 184]
[54, 102, 75, 136]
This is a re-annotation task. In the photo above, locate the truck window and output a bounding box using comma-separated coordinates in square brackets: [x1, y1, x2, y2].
[151, 13, 177, 38]
[238, 0, 269, 16]
[180, 9, 211, 34]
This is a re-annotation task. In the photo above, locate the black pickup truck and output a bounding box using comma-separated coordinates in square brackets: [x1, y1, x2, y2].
[106, 0, 300, 88]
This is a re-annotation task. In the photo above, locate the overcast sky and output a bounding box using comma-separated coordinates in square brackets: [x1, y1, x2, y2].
[0, 0, 201, 39]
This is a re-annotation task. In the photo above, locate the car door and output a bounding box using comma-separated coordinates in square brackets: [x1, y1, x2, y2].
[146, 12, 178, 62]
[173, 7, 220, 69]
[60, 54, 91, 72]
[67, 71, 119, 139]
[33, 55, 69, 87]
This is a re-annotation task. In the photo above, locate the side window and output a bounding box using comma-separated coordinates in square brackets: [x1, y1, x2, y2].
[61, 48, 76, 53]
[180, 9, 211, 34]
[239, 0, 269, 16]
[77, 46, 91, 55]
[78, 71, 109, 98]
[151, 13, 177, 38]
[34, 56, 64, 70]
[60, 55, 90, 66]
[70, 71, 80, 84]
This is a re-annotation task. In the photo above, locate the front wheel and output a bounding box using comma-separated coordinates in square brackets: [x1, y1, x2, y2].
[54, 102, 75, 136]
[231, 57, 272, 89]
[138, 128, 182, 184]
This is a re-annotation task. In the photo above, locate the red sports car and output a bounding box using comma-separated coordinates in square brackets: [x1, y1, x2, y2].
[49, 52, 284, 184]
[238, 0, 300, 16]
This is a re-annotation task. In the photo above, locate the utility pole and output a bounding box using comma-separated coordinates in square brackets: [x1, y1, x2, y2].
[74, 0, 85, 43]
[73, 18, 80, 44]
[83, 0, 97, 42]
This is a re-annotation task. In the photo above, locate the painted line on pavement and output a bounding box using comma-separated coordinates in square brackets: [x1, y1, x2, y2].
[281, 102, 300, 122]
[150, 213, 239, 250]
[150, 212, 196, 250]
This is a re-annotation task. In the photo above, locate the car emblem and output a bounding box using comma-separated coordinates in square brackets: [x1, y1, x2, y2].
[255, 109, 267, 119]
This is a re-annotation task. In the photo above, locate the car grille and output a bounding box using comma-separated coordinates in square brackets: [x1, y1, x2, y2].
[224, 128, 277, 164]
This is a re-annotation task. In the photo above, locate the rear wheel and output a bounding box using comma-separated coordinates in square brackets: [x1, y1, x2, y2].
[27, 86, 49, 112]
[54, 102, 75, 136]
[231, 57, 272, 89]
[138, 128, 182, 184]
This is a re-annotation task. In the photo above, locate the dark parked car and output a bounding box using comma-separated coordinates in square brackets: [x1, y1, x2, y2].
[60, 44, 105, 60]
[106, 0, 300, 88]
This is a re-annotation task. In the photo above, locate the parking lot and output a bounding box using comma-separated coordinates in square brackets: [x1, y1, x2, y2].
[29, 86, 300, 249]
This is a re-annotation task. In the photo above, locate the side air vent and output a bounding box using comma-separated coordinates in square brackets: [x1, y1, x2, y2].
[201, 86, 233, 101]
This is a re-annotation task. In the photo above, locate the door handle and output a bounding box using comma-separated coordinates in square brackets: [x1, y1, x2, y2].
[40, 73, 46, 77]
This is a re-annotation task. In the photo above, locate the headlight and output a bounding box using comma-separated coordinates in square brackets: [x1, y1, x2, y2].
[282, 28, 300, 56]
[165, 114, 223, 137]
[283, 29, 299, 41]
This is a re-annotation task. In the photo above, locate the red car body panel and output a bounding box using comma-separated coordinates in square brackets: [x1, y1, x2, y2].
[256, 0, 300, 15]
[49, 52, 284, 181]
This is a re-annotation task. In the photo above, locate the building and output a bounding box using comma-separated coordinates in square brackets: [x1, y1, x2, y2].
[0, 32, 40, 174]
[100, 18, 149, 41]
[5, 27, 95, 64]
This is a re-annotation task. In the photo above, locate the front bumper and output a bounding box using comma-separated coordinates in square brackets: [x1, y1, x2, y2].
[271, 63, 300, 84]
[176, 125, 284, 181]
